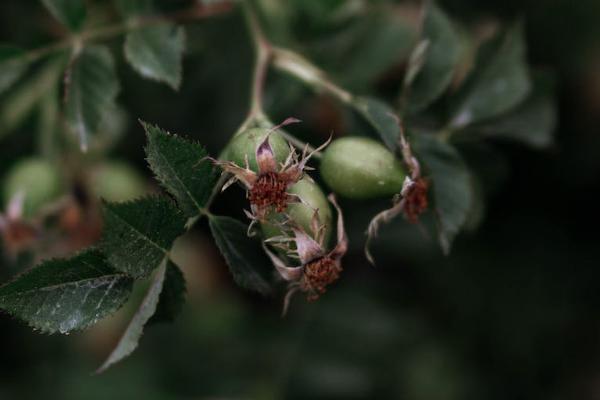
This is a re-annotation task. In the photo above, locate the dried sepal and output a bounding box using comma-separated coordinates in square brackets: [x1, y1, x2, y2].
[365, 116, 429, 264]
[210, 118, 331, 224]
[265, 194, 348, 316]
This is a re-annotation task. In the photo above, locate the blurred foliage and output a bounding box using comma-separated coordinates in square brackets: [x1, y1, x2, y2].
[1, 0, 600, 399]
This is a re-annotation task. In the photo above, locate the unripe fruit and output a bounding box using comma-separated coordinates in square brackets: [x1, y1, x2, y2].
[90, 161, 147, 202]
[261, 178, 333, 245]
[320, 137, 406, 199]
[222, 128, 290, 171]
[2, 157, 63, 218]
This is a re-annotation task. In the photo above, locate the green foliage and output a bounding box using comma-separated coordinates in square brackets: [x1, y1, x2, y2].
[406, 3, 461, 112]
[352, 97, 401, 150]
[415, 135, 473, 254]
[124, 25, 185, 90]
[97, 259, 169, 373]
[0, 45, 28, 94]
[209, 215, 273, 295]
[150, 260, 186, 324]
[100, 197, 186, 278]
[0, 250, 133, 334]
[474, 76, 557, 148]
[115, 0, 153, 17]
[143, 122, 217, 218]
[0, 58, 63, 136]
[41, 0, 87, 32]
[65, 46, 120, 151]
[450, 22, 531, 129]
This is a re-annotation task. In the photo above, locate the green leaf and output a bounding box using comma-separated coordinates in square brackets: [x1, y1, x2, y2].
[143, 122, 218, 218]
[406, 3, 461, 112]
[209, 216, 273, 295]
[64, 46, 119, 151]
[475, 78, 557, 149]
[415, 135, 473, 254]
[0, 250, 133, 334]
[41, 0, 86, 31]
[449, 21, 531, 129]
[96, 258, 168, 373]
[352, 96, 400, 150]
[124, 25, 185, 90]
[101, 196, 186, 278]
[1, 58, 63, 138]
[150, 260, 185, 324]
[0, 45, 29, 95]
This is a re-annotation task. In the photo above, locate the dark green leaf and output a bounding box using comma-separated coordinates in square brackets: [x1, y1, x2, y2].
[0, 45, 29, 94]
[124, 25, 185, 90]
[407, 3, 461, 112]
[149, 260, 185, 324]
[64, 46, 119, 151]
[352, 96, 400, 150]
[1, 58, 63, 137]
[0, 250, 132, 334]
[96, 258, 168, 373]
[475, 78, 557, 149]
[101, 196, 186, 278]
[415, 135, 473, 254]
[209, 216, 273, 295]
[41, 0, 86, 31]
[449, 21, 530, 129]
[143, 122, 218, 218]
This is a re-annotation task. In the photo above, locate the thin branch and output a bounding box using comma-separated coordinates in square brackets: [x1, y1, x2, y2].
[242, 2, 273, 121]
[11, 2, 234, 66]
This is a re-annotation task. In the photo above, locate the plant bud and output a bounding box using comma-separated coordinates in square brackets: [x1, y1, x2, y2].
[320, 137, 406, 199]
[222, 128, 290, 172]
[2, 157, 63, 217]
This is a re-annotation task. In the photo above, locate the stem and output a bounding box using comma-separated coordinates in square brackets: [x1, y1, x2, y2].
[242, 2, 272, 122]
[272, 47, 353, 104]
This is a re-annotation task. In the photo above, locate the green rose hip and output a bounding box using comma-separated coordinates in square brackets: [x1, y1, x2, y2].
[2, 157, 63, 218]
[261, 177, 333, 245]
[222, 127, 290, 172]
[320, 137, 406, 199]
[90, 161, 147, 202]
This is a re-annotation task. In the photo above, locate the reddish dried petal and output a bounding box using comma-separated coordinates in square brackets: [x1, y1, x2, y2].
[300, 256, 342, 301]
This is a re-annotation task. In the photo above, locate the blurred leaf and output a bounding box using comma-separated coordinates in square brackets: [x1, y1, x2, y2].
[209, 216, 273, 295]
[97, 259, 168, 373]
[352, 96, 400, 150]
[474, 76, 557, 149]
[143, 122, 217, 218]
[1, 58, 63, 138]
[0, 45, 28, 94]
[41, 0, 86, 31]
[313, 10, 416, 90]
[150, 260, 185, 324]
[415, 135, 473, 254]
[124, 25, 185, 90]
[65, 46, 119, 151]
[449, 21, 530, 129]
[406, 3, 461, 112]
[101, 196, 186, 278]
[114, 0, 152, 17]
[0, 250, 133, 334]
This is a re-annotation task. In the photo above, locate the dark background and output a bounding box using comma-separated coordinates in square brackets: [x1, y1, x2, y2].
[1, 0, 600, 399]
